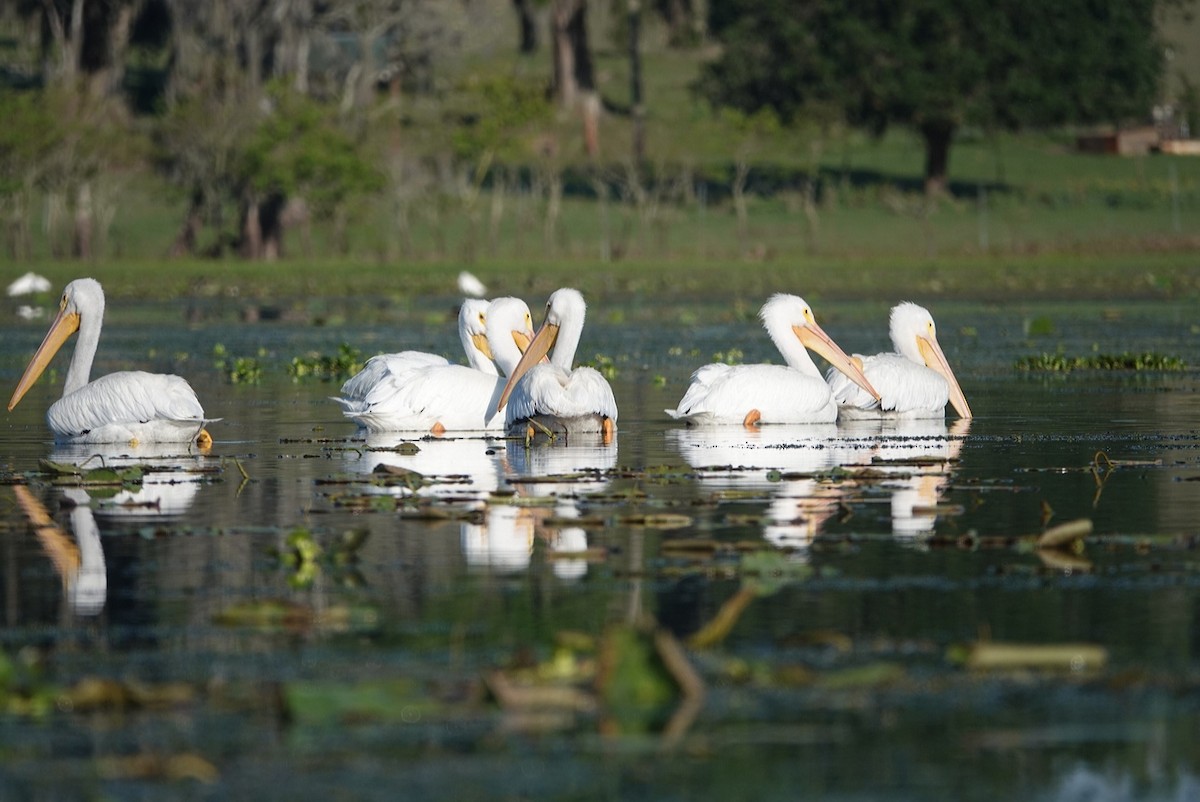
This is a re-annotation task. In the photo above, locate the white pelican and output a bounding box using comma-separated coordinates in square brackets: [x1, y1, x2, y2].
[826, 302, 971, 420]
[337, 298, 494, 405]
[494, 288, 618, 443]
[335, 297, 535, 433]
[665, 294, 880, 427]
[7, 278, 214, 447]
[7, 271, 52, 297]
[457, 270, 487, 299]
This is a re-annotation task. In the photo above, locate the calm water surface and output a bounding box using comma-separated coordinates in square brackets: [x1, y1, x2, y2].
[1, 294, 1199, 800]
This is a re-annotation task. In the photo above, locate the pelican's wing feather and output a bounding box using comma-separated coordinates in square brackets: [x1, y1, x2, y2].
[46, 371, 206, 439]
[669, 364, 836, 424]
[339, 351, 450, 402]
[507, 365, 618, 423]
[828, 353, 946, 414]
[342, 364, 504, 432]
[666, 363, 735, 419]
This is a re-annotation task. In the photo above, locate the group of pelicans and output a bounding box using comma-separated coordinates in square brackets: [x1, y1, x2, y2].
[7, 277, 972, 448]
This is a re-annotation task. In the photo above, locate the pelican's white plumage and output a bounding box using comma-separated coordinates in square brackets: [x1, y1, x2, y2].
[7, 271, 52, 297]
[826, 302, 971, 420]
[457, 270, 487, 298]
[335, 297, 535, 433]
[7, 278, 213, 446]
[666, 294, 880, 426]
[494, 288, 617, 441]
[337, 299, 494, 406]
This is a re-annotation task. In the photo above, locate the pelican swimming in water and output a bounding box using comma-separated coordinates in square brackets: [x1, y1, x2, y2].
[335, 297, 535, 433]
[337, 298, 495, 405]
[825, 302, 971, 420]
[666, 294, 880, 427]
[494, 288, 618, 443]
[8, 278, 214, 447]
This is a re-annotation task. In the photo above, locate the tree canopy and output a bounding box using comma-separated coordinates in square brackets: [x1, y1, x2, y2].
[700, 0, 1168, 194]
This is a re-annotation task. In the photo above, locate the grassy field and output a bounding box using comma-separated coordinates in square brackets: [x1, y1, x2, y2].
[4, 5, 1199, 306]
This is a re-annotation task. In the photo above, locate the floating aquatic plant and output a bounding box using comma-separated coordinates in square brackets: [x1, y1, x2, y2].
[272, 527, 370, 589]
[287, 343, 365, 382]
[1014, 351, 1186, 373]
[711, 347, 744, 365]
[213, 344, 265, 384]
[585, 353, 618, 379]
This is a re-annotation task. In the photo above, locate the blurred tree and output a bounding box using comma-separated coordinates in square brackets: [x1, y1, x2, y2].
[152, 88, 254, 256]
[237, 87, 382, 258]
[550, 0, 594, 109]
[654, 0, 700, 47]
[0, 89, 63, 257]
[627, 0, 644, 167]
[154, 84, 380, 259]
[6, 1, 147, 258]
[551, 0, 599, 156]
[513, 0, 541, 53]
[700, 0, 1167, 196]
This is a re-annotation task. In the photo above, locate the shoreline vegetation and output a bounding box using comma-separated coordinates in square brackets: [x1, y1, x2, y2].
[8, 251, 1198, 308]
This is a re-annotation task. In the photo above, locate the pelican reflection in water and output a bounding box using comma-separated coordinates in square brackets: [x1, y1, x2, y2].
[834, 417, 970, 537]
[12, 442, 211, 617]
[462, 439, 619, 577]
[670, 425, 849, 554]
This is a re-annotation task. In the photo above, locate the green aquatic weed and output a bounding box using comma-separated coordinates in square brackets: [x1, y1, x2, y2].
[1015, 351, 1187, 373]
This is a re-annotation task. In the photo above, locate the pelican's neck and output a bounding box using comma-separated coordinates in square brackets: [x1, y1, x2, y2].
[764, 314, 821, 378]
[460, 301, 498, 375]
[64, 306, 101, 396]
[890, 303, 929, 365]
[491, 325, 524, 377]
[550, 313, 583, 371]
[464, 338, 498, 375]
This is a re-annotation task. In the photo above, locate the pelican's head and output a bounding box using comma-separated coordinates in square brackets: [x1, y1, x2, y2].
[761, 293, 880, 400]
[485, 296, 536, 376]
[8, 278, 104, 412]
[890, 302, 971, 419]
[459, 298, 493, 364]
[492, 288, 588, 416]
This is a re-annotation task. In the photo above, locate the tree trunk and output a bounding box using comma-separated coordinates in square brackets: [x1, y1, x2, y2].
[921, 121, 955, 198]
[170, 192, 204, 257]
[72, 181, 93, 259]
[513, 0, 538, 53]
[40, 0, 84, 84]
[662, 0, 697, 46]
[260, 193, 286, 262]
[99, 1, 136, 97]
[241, 196, 262, 259]
[551, 1, 577, 108]
[628, 0, 644, 168]
[551, 0, 593, 109]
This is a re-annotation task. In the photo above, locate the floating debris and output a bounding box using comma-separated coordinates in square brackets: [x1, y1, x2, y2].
[1036, 518, 1093, 550]
[957, 642, 1108, 672]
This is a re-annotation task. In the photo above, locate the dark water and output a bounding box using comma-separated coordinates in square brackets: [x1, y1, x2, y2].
[2, 294, 1199, 800]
